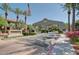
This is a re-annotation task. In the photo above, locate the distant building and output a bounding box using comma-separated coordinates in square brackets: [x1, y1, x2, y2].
[33, 18, 65, 31]
[7, 19, 17, 23]
[6, 19, 19, 30]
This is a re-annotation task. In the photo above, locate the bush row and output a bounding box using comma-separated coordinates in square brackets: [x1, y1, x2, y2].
[22, 32, 36, 36]
[66, 31, 79, 44]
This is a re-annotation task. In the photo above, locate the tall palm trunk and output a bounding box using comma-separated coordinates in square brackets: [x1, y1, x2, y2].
[4, 12, 8, 33]
[25, 16, 27, 24]
[17, 15, 19, 21]
[68, 10, 71, 32]
[16, 15, 19, 29]
[5, 12, 8, 20]
[72, 4, 76, 31]
[24, 15, 27, 32]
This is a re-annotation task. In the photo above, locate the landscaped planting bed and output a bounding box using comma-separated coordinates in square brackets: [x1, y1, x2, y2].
[66, 31, 79, 54]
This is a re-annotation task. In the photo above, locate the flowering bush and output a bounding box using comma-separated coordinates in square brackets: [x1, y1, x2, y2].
[66, 32, 74, 38]
[74, 31, 79, 37]
[66, 31, 79, 44]
[66, 31, 79, 38]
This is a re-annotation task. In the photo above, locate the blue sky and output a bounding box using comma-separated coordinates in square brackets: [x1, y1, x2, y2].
[0, 3, 79, 24]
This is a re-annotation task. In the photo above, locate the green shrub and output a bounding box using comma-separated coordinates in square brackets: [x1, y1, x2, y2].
[29, 32, 36, 35]
[22, 32, 29, 36]
[41, 30, 48, 33]
[70, 36, 79, 44]
[0, 16, 8, 26]
[58, 30, 63, 34]
[1, 30, 5, 33]
[52, 28, 63, 34]
[22, 32, 36, 36]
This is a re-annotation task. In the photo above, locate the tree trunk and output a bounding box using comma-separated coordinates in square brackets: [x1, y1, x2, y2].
[16, 15, 19, 29]
[5, 12, 8, 20]
[72, 4, 76, 31]
[5, 12, 8, 33]
[25, 16, 28, 32]
[25, 16, 27, 24]
[17, 15, 19, 21]
[68, 10, 71, 32]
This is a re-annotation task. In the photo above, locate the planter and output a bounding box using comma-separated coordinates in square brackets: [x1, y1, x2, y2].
[72, 44, 79, 50]
[72, 44, 79, 54]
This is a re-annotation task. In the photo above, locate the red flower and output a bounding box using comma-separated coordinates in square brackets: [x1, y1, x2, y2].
[74, 31, 79, 36]
[66, 32, 74, 38]
[66, 31, 79, 38]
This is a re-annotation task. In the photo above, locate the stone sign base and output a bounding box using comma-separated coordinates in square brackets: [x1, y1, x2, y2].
[7, 30, 23, 37]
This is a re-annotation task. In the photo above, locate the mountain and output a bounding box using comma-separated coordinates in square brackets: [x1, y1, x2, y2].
[33, 18, 65, 30]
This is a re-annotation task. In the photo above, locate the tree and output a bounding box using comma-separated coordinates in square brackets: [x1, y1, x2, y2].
[18, 20, 26, 29]
[27, 3, 31, 16]
[0, 16, 8, 26]
[75, 20, 79, 30]
[63, 3, 77, 31]
[27, 25, 35, 32]
[72, 3, 76, 31]
[22, 3, 31, 24]
[0, 3, 11, 19]
[22, 3, 31, 32]
[13, 8, 22, 21]
[23, 10, 27, 24]
[0, 16, 8, 33]
[63, 3, 72, 31]
[9, 23, 16, 29]
[12, 8, 22, 28]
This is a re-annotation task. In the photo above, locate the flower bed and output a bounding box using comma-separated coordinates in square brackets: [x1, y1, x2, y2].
[66, 31, 79, 38]
[66, 31, 79, 54]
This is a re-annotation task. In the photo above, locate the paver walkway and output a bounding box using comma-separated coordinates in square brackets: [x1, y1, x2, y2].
[0, 33, 76, 55]
[48, 34, 76, 55]
[0, 40, 38, 55]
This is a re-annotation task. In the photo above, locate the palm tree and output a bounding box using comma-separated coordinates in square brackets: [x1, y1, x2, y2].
[75, 4, 79, 30]
[27, 3, 31, 16]
[63, 3, 72, 32]
[0, 3, 11, 20]
[68, 8, 71, 31]
[22, 3, 31, 32]
[22, 3, 31, 24]
[63, 3, 76, 31]
[13, 8, 22, 22]
[72, 3, 76, 31]
[13, 8, 22, 28]
[23, 10, 27, 24]
[0, 3, 11, 32]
